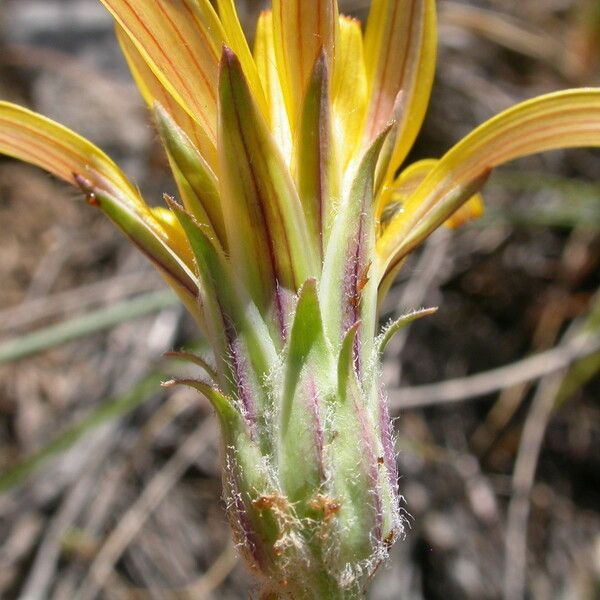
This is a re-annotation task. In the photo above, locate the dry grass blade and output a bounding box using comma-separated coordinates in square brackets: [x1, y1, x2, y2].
[389, 331, 600, 410]
[0, 272, 160, 335]
[440, 2, 559, 62]
[75, 418, 218, 600]
[0, 290, 178, 365]
[503, 372, 567, 600]
[173, 541, 238, 600]
[0, 374, 165, 493]
[19, 427, 118, 600]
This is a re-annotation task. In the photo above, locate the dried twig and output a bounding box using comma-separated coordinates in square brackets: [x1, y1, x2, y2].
[389, 331, 600, 410]
[17, 304, 182, 598]
[440, 2, 559, 62]
[0, 272, 159, 335]
[179, 541, 238, 600]
[19, 427, 117, 600]
[502, 372, 566, 600]
[75, 418, 218, 600]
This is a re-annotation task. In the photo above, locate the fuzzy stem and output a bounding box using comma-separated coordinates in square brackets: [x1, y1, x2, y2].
[262, 574, 367, 600]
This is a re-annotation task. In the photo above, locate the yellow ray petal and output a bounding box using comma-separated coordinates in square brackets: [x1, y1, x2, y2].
[151, 206, 195, 269]
[218, 48, 318, 312]
[253, 10, 292, 160]
[116, 25, 217, 171]
[444, 195, 485, 229]
[377, 158, 435, 230]
[93, 187, 201, 317]
[364, 0, 437, 174]
[332, 16, 368, 172]
[378, 89, 600, 274]
[0, 102, 200, 301]
[272, 0, 339, 131]
[377, 159, 484, 233]
[0, 101, 140, 207]
[216, 0, 268, 117]
[100, 0, 224, 144]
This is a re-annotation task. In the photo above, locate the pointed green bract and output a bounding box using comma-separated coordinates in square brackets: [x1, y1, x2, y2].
[154, 104, 226, 245]
[162, 200, 234, 392]
[373, 93, 403, 196]
[216, 0, 268, 117]
[166, 166, 217, 242]
[88, 187, 198, 296]
[169, 200, 278, 399]
[321, 126, 392, 370]
[278, 279, 333, 507]
[329, 323, 384, 567]
[294, 52, 341, 255]
[378, 307, 438, 354]
[163, 380, 278, 577]
[281, 279, 328, 428]
[337, 322, 361, 403]
[163, 378, 239, 431]
[218, 47, 319, 314]
[170, 198, 288, 463]
[272, 0, 339, 132]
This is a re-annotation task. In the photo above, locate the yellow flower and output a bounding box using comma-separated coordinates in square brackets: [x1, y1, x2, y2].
[1, 1, 598, 327]
[1, 2, 599, 598]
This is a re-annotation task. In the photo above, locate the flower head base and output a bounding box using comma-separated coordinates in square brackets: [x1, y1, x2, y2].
[1, 1, 600, 597]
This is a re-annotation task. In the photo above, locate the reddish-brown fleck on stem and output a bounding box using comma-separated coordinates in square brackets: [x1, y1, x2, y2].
[73, 172, 100, 206]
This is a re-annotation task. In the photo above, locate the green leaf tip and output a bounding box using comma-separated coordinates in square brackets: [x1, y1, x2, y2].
[281, 278, 325, 434]
[218, 44, 319, 311]
[378, 307, 438, 354]
[294, 50, 339, 255]
[162, 350, 218, 382]
[162, 378, 239, 430]
[337, 322, 361, 403]
[154, 102, 225, 244]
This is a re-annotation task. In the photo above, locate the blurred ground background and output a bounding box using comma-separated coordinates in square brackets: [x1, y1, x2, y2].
[0, 0, 599, 599]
